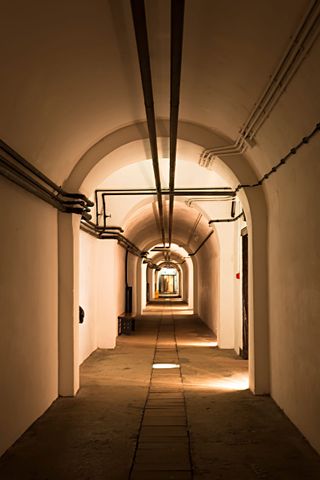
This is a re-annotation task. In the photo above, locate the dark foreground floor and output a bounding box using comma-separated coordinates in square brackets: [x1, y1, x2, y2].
[1, 311, 320, 479]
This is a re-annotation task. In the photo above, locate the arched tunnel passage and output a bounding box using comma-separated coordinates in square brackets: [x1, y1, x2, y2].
[67, 128, 269, 397]
[141, 246, 192, 316]
[75, 166, 253, 478]
[155, 265, 180, 297]
[76, 149, 252, 379]
[146, 244, 189, 300]
[1, 0, 320, 474]
[71, 132, 268, 398]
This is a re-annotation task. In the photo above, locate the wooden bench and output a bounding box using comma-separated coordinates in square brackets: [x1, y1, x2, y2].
[118, 312, 136, 335]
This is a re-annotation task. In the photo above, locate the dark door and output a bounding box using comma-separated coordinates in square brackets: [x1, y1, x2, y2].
[241, 233, 249, 359]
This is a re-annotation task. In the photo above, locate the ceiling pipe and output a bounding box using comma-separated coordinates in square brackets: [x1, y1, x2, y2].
[95, 188, 234, 196]
[186, 195, 235, 207]
[80, 220, 143, 257]
[0, 142, 92, 220]
[208, 211, 244, 226]
[130, 0, 166, 246]
[189, 230, 214, 256]
[200, 1, 320, 166]
[168, 0, 185, 246]
[84, 220, 124, 233]
[186, 213, 202, 246]
[0, 139, 93, 208]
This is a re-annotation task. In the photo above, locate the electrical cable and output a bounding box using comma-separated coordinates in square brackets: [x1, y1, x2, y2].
[234, 122, 320, 193]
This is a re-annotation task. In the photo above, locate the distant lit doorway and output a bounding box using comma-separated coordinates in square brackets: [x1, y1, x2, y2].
[158, 267, 179, 296]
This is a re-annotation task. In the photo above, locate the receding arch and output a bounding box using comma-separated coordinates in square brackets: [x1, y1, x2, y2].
[64, 120, 256, 192]
[62, 119, 269, 394]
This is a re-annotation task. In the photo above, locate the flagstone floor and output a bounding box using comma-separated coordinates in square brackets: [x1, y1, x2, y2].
[1, 307, 320, 479]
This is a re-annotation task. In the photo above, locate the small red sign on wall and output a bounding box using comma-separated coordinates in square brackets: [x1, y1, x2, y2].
[236, 272, 240, 280]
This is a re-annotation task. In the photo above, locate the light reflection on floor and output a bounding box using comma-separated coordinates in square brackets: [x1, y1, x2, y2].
[143, 307, 194, 315]
[178, 340, 218, 347]
[186, 372, 249, 392]
[152, 363, 180, 369]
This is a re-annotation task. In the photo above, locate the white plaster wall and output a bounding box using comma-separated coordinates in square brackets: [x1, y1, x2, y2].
[58, 213, 80, 396]
[178, 263, 185, 301]
[196, 236, 219, 336]
[146, 266, 152, 301]
[128, 254, 139, 313]
[215, 223, 237, 349]
[193, 256, 199, 314]
[195, 222, 242, 350]
[0, 178, 58, 456]
[266, 143, 320, 453]
[185, 258, 194, 308]
[141, 263, 147, 310]
[151, 268, 155, 299]
[217, 226, 232, 347]
[79, 232, 98, 364]
[135, 258, 142, 314]
[114, 243, 126, 331]
[233, 224, 244, 355]
[79, 235, 126, 363]
[243, 37, 320, 452]
[95, 240, 125, 348]
[180, 265, 184, 300]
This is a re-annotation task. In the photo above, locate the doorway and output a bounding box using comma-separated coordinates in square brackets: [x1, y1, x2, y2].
[241, 231, 249, 359]
[158, 267, 179, 296]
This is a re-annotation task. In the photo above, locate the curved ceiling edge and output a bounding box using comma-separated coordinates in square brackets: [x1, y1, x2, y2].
[64, 119, 252, 191]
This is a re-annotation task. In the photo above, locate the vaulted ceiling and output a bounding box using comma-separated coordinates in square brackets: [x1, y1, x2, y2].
[0, 0, 310, 183]
[1, 0, 318, 248]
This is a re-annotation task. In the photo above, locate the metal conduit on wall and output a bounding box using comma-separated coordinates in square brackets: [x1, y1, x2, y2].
[0, 139, 93, 219]
[199, 0, 320, 165]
